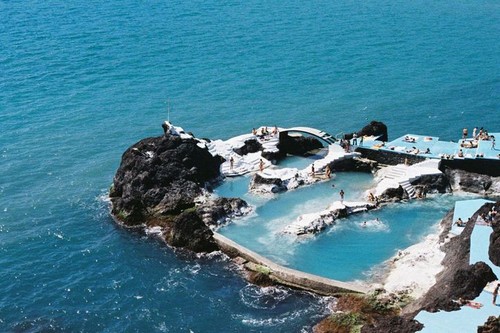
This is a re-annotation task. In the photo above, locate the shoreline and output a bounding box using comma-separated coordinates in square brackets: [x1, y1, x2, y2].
[374, 223, 447, 300]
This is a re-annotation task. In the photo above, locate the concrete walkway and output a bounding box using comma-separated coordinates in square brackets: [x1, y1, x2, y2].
[213, 232, 369, 296]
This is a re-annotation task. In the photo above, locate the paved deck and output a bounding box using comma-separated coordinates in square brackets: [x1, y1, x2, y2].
[450, 199, 494, 236]
[372, 133, 500, 160]
[415, 199, 499, 332]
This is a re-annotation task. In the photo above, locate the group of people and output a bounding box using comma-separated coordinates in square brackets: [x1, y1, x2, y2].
[310, 164, 332, 179]
[252, 126, 279, 138]
[462, 127, 496, 148]
[479, 206, 498, 225]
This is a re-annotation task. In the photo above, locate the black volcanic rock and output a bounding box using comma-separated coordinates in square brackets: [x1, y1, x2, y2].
[110, 135, 222, 226]
[278, 133, 323, 156]
[163, 210, 218, 252]
[233, 139, 263, 156]
[489, 211, 500, 266]
[421, 262, 497, 312]
[378, 185, 408, 203]
[109, 133, 250, 253]
[196, 197, 248, 228]
[444, 168, 499, 195]
[478, 316, 500, 333]
[346, 121, 388, 142]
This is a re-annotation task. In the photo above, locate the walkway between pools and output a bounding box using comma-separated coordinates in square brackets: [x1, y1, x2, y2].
[204, 126, 357, 177]
[415, 199, 499, 333]
[372, 159, 442, 199]
[212, 232, 369, 295]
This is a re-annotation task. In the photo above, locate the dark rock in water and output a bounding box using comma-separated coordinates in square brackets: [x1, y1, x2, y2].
[444, 168, 500, 195]
[196, 197, 248, 228]
[378, 185, 408, 203]
[109, 134, 250, 252]
[352, 120, 388, 142]
[418, 262, 496, 313]
[330, 157, 378, 172]
[110, 135, 222, 225]
[278, 133, 323, 156]
[411, 174, 451, 194]
[489, 209, 500, 266]
[250, 173, 288, 193]
[233, 139, 262, 156]
[162, 210, 218, 252]
[478, 316, 500, 333]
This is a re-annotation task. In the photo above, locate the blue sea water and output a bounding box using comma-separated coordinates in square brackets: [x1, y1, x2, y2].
[0, 0, 499, 332]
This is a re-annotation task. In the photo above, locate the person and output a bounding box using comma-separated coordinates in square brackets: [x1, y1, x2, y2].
[457, 297, 483, 309]
[325, 165, 331, 179]
[454, 218, 465, 227]
[462, 128, 468, 139]
[229, 156, 234, 170]
[368, 192, 375, 202]
[458, 149, 464, 157]
[259, 159, 264, 172]
[425, 148, 431, 154]
[492, 136, 496, 150]
[339, 189, 345, 203]
[359, 135, 364, 146]
[311, 164, 315, 177]
[473, 127, 477, 139]
[352, 133, 358, 145]
[272, 126, 278, 136]
[252, 128, 257, 135]
[493, 283, 499, 305]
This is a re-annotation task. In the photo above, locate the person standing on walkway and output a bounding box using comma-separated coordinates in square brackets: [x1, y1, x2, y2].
[352, 133, 358, 145]
[339, 189, 345, 203]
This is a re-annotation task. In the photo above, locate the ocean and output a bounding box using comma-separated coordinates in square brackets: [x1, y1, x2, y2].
[0, 0, 498, 331]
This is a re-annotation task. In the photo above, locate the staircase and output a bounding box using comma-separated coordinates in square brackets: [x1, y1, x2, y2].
[399, 180, 417, 199]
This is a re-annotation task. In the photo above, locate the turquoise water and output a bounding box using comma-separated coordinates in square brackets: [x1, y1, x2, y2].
[1, 0, 498, 331]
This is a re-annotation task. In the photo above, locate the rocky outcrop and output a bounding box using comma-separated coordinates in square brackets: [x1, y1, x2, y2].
[444, 168, 500, 195]
[278, 133, 323, 155]
[162, 210, 218, 252]
[109, 133, 248, 252]
[478, 316, 500, 333]
[345, 121, 388, 142]
[404, 204, 498, 315]
[489, 210, 500, 266]
[378, 185, 408, 203]
[250, 173, 289, 194]
[196, 197, 249, 228]
[330, 157, 378, 173]
[419, 262, 497, 313]
[233, 139, 263, 156]
[411, 174, 450, 194]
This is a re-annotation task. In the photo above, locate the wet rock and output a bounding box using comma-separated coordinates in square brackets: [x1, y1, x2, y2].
[110, 134, 249, 252]
[278, 133, 323, 156]
[330, 157, 378, 173]
[162, 210, 218, 252]
[110, 135, 222, 225]
[233, 139, 263, 156]
[197, 197, 249, 228]
[411, 174, 450, 194]
[444, 168, 500, 195]
[489, 211, 500, 266]
[378, 185, 408, 203]
[250, 173, 288, 193]
[349, 120, 388, 142]
[478, 316, 500, 333]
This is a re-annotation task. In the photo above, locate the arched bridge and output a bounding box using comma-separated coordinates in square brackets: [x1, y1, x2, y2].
[281, 127, 337, 145]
